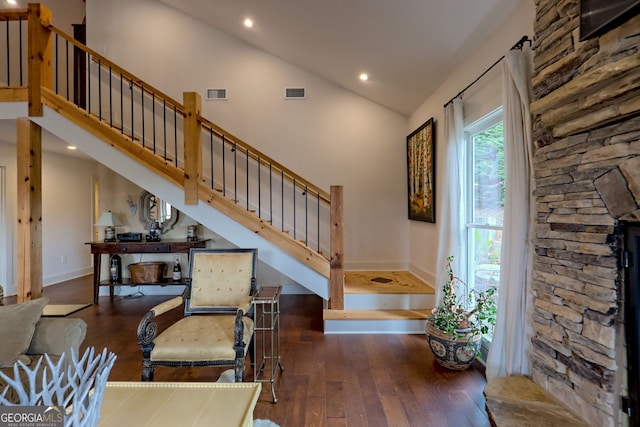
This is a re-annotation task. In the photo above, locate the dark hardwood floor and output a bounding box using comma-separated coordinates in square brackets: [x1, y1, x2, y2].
[12, 276, 491, 427]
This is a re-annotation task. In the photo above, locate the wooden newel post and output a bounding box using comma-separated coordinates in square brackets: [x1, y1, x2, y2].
[329, 185, 344, 309]
[27, 3, 53, 117]
[16, 118, 43, 302]
[183, 92, 201, 205]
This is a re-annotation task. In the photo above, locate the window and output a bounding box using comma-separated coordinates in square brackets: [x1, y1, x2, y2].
[464, 108, 504, 341]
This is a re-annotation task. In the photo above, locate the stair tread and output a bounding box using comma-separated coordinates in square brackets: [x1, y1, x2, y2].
[323, 308, 432, 321]
[345, 270, 435, 294]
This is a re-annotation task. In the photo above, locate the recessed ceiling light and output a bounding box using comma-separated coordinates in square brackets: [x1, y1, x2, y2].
[243, 18, 254, 28]
[359, 73, 369, 82]
[67, 145, 77, 150]
[6, 0, 17, 4]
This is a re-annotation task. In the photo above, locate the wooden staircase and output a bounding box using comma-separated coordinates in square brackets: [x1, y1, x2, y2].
[323, 271, 435, 334]
[1, 4, 436, 334]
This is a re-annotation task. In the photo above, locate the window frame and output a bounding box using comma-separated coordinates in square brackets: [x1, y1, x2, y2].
[463, 107, 504, 361]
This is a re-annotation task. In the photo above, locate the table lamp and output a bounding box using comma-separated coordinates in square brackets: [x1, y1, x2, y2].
[95, 211, 123, 242]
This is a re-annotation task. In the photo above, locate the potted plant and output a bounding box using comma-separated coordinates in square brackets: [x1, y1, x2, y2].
[426, 255, 497, 370]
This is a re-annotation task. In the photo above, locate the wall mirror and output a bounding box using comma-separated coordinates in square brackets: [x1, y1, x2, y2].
[138, 191, 179, 234]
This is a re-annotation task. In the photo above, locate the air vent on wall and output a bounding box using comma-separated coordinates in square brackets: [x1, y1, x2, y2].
[285, 87, 306, 100]
[205, 88, 228, 101]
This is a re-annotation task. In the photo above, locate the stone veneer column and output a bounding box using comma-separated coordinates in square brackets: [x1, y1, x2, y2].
[531, 1, 640, 426]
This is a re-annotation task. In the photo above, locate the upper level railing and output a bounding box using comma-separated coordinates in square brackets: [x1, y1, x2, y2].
[0, 4, 345, 307]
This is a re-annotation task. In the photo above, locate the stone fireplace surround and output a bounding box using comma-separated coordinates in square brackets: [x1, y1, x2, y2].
[530, 1, 640, 426]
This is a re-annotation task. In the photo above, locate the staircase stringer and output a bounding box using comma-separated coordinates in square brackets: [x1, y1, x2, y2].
[198, 184, 330, 278]
[42, 88, 185, 188]
[26, 102, 331, 298]
[40, 90, 331, 280]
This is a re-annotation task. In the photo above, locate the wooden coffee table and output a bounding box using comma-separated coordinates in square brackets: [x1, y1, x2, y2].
[99, 382, 261, 427]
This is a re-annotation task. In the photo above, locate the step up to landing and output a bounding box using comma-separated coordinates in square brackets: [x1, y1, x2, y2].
[323, 309, 431, 334]
[324, 270, 435, 334]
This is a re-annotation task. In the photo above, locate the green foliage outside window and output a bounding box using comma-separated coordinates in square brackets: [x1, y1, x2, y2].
[474, 122, 505, 209]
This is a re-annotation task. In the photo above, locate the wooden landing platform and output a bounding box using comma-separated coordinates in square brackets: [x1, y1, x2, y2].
[345, 271, 434, 294]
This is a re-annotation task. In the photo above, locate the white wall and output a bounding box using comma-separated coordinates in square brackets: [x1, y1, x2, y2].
[86, 0, 410, 271]
[3, 0, 85, 33]
[42, 148, 95, 284]
[0, 0, 535, 294]
[408, 0, 535, 285]
[43, 0, 85, 34]
[0, 140, 95, 295]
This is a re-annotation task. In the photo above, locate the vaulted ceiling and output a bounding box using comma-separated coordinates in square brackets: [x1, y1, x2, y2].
[1, 0, 524, 155]
[153, 0, 521, 117]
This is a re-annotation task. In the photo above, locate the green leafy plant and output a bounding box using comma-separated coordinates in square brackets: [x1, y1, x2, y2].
[428, 255, 498, 339]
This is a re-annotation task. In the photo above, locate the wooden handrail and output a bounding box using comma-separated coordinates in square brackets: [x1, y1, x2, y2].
[49, 25, 329, 203]
[50, 27, 185, 113]
[199, 115, 331, 203]
[41, 88, 186, 188]
[0, 9, 28, 20]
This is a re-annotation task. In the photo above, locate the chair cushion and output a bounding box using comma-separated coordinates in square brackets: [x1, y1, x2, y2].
[151, 315, 254, 362]
[190, 252, 254, 309]
[0, 298, 48, 368]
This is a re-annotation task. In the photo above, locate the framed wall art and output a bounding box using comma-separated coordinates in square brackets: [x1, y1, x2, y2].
[407, 118, 435, 222]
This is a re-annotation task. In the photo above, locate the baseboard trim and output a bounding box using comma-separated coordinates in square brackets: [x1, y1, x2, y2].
[344, 261, 409, 270]
[44, 269, 93, 287]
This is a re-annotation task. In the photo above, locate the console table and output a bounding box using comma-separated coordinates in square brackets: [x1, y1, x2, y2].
[86, 240, 207, 304]
[99, 381, 261, 427]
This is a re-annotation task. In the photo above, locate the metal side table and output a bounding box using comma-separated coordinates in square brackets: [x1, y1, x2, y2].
[252, 286, 284, 403]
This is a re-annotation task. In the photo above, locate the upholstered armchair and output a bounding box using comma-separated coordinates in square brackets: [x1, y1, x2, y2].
[137, 248, 258, 382]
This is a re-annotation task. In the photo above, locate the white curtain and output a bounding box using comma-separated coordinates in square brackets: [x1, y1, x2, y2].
[435, 98, 464, 301]
[486, 48, 534, 380]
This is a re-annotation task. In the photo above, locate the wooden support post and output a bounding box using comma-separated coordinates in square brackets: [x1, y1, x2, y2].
[27, 3, 53, 116]
[183, 92, 201, 205]
[16, 118, 43, 302]
[329, 185, 344, 309]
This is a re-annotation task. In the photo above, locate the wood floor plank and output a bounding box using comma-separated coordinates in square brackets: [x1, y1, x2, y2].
[304, 396, 325, 427]
[325, 380, 346, 419]
[341, 370, 368, 427]
[326, 418, 347, 427]
[380, 395, 412, 427]
[283, 375, 310, 427]
[307, 351, 326, 398]
[11, 276, 491, 427]
[323, 336, 349, 382]
[398, 378, 431, 426]
[355, 365, 388, 427]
